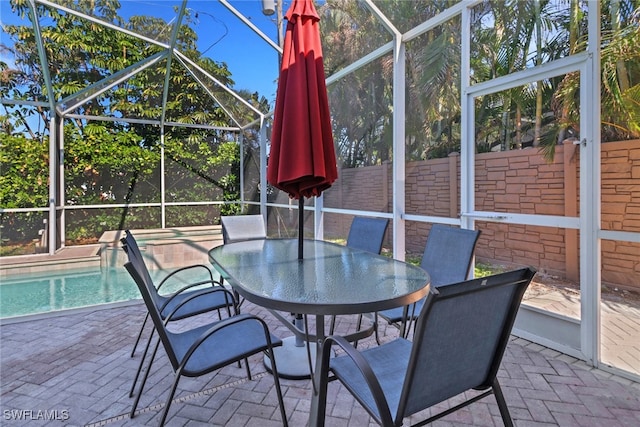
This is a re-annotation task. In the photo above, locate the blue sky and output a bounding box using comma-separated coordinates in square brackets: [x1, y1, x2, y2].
[1, 0, 289, 103]
[120, 0, 287, 101]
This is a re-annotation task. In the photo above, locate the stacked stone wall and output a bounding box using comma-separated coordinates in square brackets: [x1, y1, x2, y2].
[322, 140, 640, 290]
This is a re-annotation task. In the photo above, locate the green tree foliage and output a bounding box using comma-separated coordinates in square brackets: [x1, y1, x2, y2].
[0, 133, 49, 243]
[1, 0, 265, 243]
[320, 0, 639, 165]
[320, 0, 394, 168]
[0, 134, 48, 209]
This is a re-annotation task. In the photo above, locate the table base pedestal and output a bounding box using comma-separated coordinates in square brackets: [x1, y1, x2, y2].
[264, 336, 316, 379]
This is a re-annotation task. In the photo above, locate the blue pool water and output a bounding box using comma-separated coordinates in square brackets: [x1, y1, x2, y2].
[0, 266, 212, 319]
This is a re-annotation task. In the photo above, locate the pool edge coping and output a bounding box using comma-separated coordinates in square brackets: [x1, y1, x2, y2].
[0, 298, 142, 325]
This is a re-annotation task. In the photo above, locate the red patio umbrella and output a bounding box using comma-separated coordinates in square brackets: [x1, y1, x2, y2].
[267, 0, 338, 259]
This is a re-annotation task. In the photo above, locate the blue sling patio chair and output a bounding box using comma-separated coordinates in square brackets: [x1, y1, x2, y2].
[221, 214, 267, 244]
[220, 214, 268, 306]
[317, 267, 537, 427]
[121, 230, 236, 397]
[345, 216, 389, 254]
[122, 230, 233, 357]
[124, 258, 288, 427]
[377, 224, 480, 338]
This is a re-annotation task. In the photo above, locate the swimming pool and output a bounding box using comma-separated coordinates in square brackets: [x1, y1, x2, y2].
[0, 266, 214, 320]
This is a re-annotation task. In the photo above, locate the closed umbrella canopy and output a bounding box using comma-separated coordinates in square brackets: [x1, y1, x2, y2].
[266, 0, 337, 362]
[267, 0, 337, 200]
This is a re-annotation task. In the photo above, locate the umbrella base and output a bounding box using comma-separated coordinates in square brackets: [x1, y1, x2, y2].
[264, 336, 334, 379]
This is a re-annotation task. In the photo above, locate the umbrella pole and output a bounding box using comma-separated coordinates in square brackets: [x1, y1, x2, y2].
[298, 197, 304, 259]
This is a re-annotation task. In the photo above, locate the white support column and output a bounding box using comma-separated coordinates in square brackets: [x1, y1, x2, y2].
[366, 0, 407, 260]
[260, 123, 267, 221]
[392, 36, 406, 260]
[239, 133, 245, 210]
[160, 129, 166, 228]
[460, 6, 474, 231]
[58, 117, 65, 247]
[48, 117, 56, 255]
[28, 0, 58, 253]
[580, 0, 602, 366]
[314, 195, 324, 240]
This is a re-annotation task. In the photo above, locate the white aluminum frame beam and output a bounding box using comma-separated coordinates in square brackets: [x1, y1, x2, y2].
[174, 50, 267, 123]
[218, 0, 283, 54]
[160, 0, 188, 127]
[581, 0, 602, 367]
[37, 0, 171, 49]
[28, 0, 58, 254]
[59, 52, 167, 116]
[460, 5, 473, 232]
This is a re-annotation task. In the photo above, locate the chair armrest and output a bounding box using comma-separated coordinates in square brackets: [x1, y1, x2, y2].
[322, 335, 394, 426]
[157, 278, 227, 313]
[157, 264, 214, 291]
[163, 287, 238, 324]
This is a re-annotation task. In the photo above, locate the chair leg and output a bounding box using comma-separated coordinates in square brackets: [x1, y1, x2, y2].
[232, 288, 245, 309]
[129, 326, 156, 397]
[329, 315, 337, 335]
[372, 313, 381, 345]
[266, 347, 289, 427]
[492, 379, 514, 427]
[130, 337, 161, 418]
[130, 313, 150, 357]
[353, 314, 362, 348]
[244, 358, 252, 380]
[354, 313, 380, 347]
[158, 374, 181, 427]
[400, 303, 417, 339]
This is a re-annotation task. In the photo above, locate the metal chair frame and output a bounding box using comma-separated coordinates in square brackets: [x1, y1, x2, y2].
[318, 267, 537, 427]
[221, 215, 267, 244]
[121, 230, 235, 398]
[125, 258, 288, 426]
[377, 224, 480, 338]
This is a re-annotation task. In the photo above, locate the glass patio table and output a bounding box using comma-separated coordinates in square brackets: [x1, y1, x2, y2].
[208, 238, 430, 427]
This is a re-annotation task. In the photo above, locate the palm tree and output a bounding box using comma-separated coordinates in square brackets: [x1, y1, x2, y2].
[549, 0, 640, 160]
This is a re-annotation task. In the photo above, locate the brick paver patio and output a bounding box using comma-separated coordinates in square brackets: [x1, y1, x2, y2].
[2, 299, 640, 426]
